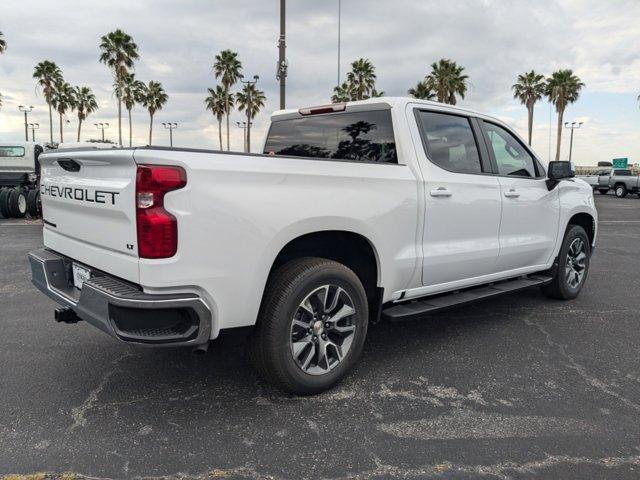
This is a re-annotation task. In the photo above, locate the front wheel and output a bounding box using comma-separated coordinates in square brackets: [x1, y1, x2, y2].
[251, 257, 369, 395]
[615, 185, 627, 198]
[541, 225, 590, 300]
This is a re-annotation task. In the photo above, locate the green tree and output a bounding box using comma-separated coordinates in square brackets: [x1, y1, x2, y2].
[408, 80, 436, 100]
[99, 29, 139, 146]
[347, 58, 377, 101]
[50, 80, 75, 143]
[331, 82, 353, 103]
[204, 85, 227, 150]
[139, 80, 168, 145]
[73, 86, 98, 142]
[118, 72, 145, 147]
[512, 71, 546, 145]
[0, 31, 6, 54]
[426, 58, 468, 105]
[236, 83, 266, 152]
[213, 50, 242, 151]
[33, 60, 63, 143]
[546, 69, 584, 161]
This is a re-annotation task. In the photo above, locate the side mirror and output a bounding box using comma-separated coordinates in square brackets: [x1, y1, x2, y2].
[547, 161, 575, 190]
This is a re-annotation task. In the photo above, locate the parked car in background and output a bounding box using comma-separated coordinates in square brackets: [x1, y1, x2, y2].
[597, 168, 640, 198]
[28, 98, 597, 394]
[577, 169, 610, 192]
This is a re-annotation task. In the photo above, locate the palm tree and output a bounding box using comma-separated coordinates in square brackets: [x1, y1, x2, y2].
[512, 71, 546, 145]
[408, 80, 436, 100]
[33, 60, 63, 143]
[347, 58, 377, 101]
[236, 83, 266, 152]
[426, 59, 468, 105]
[0, 31, 6, 54]
[99, 29, 139, 146]
[546, 69, 585, 161]
[74, 86, 98, 142]
[139, 81, 168, 145]
[50, 80, 75, 143]
[204, 85, 226, 150]
[118, 72, 145, 147]
[331, 82, 353, 103]
[213, 50, 242, 151]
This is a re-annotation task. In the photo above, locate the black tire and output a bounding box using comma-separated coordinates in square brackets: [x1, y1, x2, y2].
[541, 225, 590, 300]
[27, 189, 41, 218]
[0, 188, 11, 218]
[597, 189, 609, 195]
[8, 188, 28, 218]
[615, 184, 627, 198]
[251, 257, 369, 395]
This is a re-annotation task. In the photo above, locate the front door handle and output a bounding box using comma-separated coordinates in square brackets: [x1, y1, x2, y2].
[504, 189, 520, 198]
[430, 187, 452, 198]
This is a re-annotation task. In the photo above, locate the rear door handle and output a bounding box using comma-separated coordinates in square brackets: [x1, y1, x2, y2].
[430, 187, 452, 198]
[504, 189, 520, 198]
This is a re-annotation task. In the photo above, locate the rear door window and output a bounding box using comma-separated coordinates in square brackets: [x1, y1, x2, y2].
[264, 110, 397, 163]
[415, 110, 483, 174]
[614, 169, 631, 176]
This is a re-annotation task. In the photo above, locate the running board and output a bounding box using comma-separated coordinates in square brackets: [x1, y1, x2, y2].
[382, 275, 553, 322]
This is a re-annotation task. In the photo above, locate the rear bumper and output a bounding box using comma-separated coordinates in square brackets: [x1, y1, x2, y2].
[28, 248, 211, 347]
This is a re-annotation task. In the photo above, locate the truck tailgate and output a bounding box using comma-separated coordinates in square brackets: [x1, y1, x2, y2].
[39, 149, 139, 282]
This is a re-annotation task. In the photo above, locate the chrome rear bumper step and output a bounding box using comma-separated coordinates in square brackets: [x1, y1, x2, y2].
[382, 275, 553, 322]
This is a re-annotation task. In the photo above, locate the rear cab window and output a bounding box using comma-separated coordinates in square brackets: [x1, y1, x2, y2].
[264, 110, 397, 163]
[0, 146, 26, 157]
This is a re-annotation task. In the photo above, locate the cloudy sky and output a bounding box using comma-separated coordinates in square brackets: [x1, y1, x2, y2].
[0, 0, 638, 165]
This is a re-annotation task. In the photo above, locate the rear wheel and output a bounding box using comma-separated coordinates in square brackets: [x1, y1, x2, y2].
[251, 257, 368, 395]
[597, 189, 609, 195]
[8, 188, 28, 218]
[615, 185, 627, 198]
[541, 225, 590, 300]
[0, 188, 11, 218]
[27, 189, 41, 218]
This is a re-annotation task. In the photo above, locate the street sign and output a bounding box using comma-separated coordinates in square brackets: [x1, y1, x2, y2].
[612, 157, 628, 168]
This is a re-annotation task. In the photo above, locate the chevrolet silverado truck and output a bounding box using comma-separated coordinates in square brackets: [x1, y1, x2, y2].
[29, 98, 597, 394]
[596, 168, 640, 198]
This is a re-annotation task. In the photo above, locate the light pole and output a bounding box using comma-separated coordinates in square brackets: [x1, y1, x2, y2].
[28, 123, 40, 142]
[564, 121, 583, 162]
[162, 122, 178, 147]
[240, 75, 259, 152]
[236, 121, 252, 152]
[276, 0, 287, 110]
[18, 105, 34, 141]
[95, 122, 109, 142]
[337, 0, 341, 85]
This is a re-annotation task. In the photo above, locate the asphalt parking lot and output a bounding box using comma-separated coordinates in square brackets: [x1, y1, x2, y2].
[1, 194, 640, 480]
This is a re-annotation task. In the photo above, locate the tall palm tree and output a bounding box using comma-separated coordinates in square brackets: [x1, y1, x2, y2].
[74, 86, 98, 142]
[50, 80, 75, 143]
[347, 58, 377, 101]
[546, 69, 585, 161]
[118, 72, 145, 147]
[331, 82, 353, 103]
[512, 71, 546, 145]
[139, 81, 168, 145]
[204, 85, 227, 150]
[33, 60, 63, 143]
[213, 50, 242, 151]
[236, 83, 266, 152]
[0, 31, 6, 54]
[408, 80, 436, 100]
[99, 29, 139, 146]
[426, 59, 468, 105]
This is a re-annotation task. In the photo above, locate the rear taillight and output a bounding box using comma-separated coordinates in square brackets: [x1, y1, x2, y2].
[136, 165, 186, 259]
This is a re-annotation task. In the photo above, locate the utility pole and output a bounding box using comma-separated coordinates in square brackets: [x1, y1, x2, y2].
[240, 75, 259, 152]
[95, 122, 109, 142]
[28, 123, 40, 142]
[564, 121, 583, 162]
[163, 122, 178, 147]
[18, 106, 34, 141]
[277, 0, 287, 110]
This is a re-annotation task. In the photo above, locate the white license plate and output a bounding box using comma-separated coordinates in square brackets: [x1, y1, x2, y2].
[72, 263, 91, 289]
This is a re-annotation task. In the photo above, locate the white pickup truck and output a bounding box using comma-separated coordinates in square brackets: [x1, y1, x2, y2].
[29, 98, 597, 394]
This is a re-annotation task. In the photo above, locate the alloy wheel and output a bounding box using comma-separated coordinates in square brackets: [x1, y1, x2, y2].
[565, 237, 587, 288]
